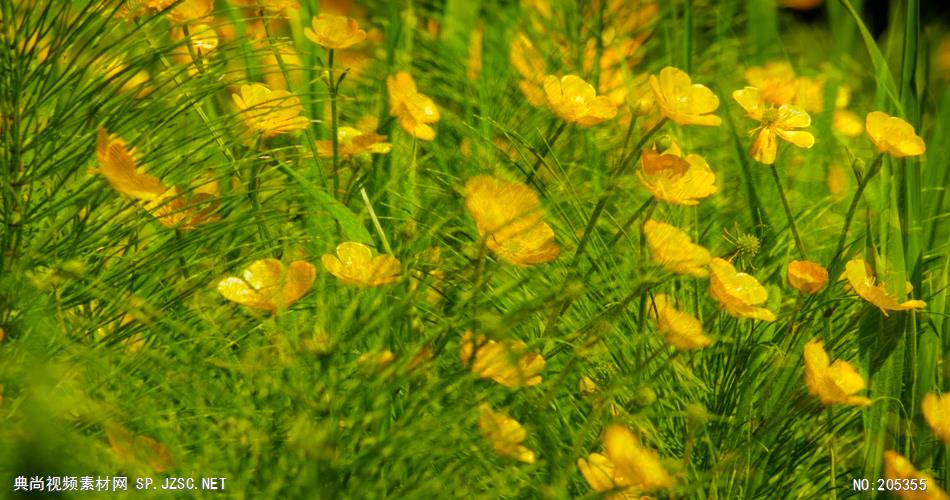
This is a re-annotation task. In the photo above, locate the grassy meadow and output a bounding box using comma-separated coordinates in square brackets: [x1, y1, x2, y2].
[2, 0, 950, 497]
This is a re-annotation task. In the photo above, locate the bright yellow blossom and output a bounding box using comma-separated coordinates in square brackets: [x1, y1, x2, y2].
[649, 66, 721, 126]
[787, 260, 828, 294]
[643, 219, 711, 278]
[314, 126, 391, 158]
[744, 61, 797, 106]
[733, 86, 815, 165]
[144, 186, 218, 230]
[577, 424, 674, 498]
[803, 339, 871, 407]
[217, 259, 317, 312]
[304, 14, 366, 50]
[459, 331, 545, 388]
[648, 294, 712, 351]
[167, 0, 214, 24]
[638, 140, 717, 205]
[510, 33, 547, 107]
[542, 75, 618, 126]
[865, 111, 926, 158]
[844, 258, 926, 315]
[95, 129, 167, 200]
[922, 392, 950, 445]
[883, 451, 950, 500]
[232, 84, 309, 138]
[708, 258, 776, 321]
[477, 404, 536, 463]
[387, 72, 440, 140]
[322, 242, 401, 287]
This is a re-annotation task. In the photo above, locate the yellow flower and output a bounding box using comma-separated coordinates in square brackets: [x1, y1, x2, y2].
[459, 331, 545, 388]
[638, 141, 717, 206]
[883, 451, 950, 500]
[708, 258, 776, 321]
[95, 129, 168, 200]
[803, 339, 871, 407]
[649, 66, 721, 126]
[542, 75, 618, 126]
[744, 61, 797, 106]
[922, 392, 950, 445]
[387, 72, 440, 140]
[322, 242, 400, 287]
[833, 109, 864, 138]
[510, 33, 546, 107]
[467, 28, 483, 81]
[464, 175, 559, 267]
[844, 258, 926, 315]
[107, 424, 175, 474]
[579, 376, 598, 396]
[144, 185, 219, 230]
[167, 0, 214, 24]
[230, 0, 298, 12]
[642, 219, 711, 278]
[648, 294, 712, 351]
[477, 404, 536, 463]
[304, 14, 366, 50]
[217, 259, 317, 312]
[314, 126, 391, 158]
[578, 424, 674, 497]
[733, 86, 815, 165]
[786, 260, 828, 294]
[865, 111, 926, 158]
[232, 84, 309, 138]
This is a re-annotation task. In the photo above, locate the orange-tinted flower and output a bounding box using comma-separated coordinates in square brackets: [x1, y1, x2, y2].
[144, 185, 219, 230]
[577, 424, 674, 497]
[304, 14, 366, 50]
[922, 392, 950, 445]
[649, 66, 721, 126]
[648, 294, 712, 351]
[638, 141, 717, 206]
[459, 331, 545, 388]
[733, 86, 814, 165]
[477, 404, 536, 463]
[643, 219, 711, 278]
[322, 242, 400, 287]
[232, 84, 309, 138]
[865, 111, 926, 158]
[387, 72, 440, 140]
[217, 259, 317, 311]
[314, 126, 391, 158]
[167, 0, 214, 24]
[744, 61, 797, 106]
[106, 424, 174, 473]
[803, 339, 871, 407]
[95, 129, 168, 200]
[883, 451, 950, 500]
[844, 258, 926, 315]
[467, 28, 483, 81]
[787, 260, 828, 294]
[464, 175, 559, 267]
[542, 75, 618, 126]
[708, 258, 775, 321]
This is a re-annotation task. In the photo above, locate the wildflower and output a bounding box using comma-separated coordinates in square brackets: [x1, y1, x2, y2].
[922, 392, 950, 445]
[357, 350, 395, 371]
[787, 260, 828, 294]
[144, 186, 218, 230]
[459, 331, 545, 388]
[577, 424, 674, 497]
[865, 111, 926, 158]
[467, 28, 482, 81]
[230, 0, 298, 12]
[510, 33, 546, 106]
[833, 109, 864, 138]
[579, 376, 598, 396]
[304, 14, 366, 50]
[648, 294, 712, 351]
[733, 86, 815, 165]
[844, 258, 926, 315]
[95, 129, 167, 200]
[883, 451, 950, 500]
[464, 175, 559, 267]
[314, 126, 391, 158]
[638, 140, 717, 206]
[232, 84, 309, 138]
[322, 242, 400, 287]
[387, 72, 440, 140]
[744, 61, 797, 106]
[107, 424, 175, 473]
[803, 340, 871, 407]
[643, 220, 711, 278]
[542, 75, 618, 126]
[649, 66, 721, 126]
[167, 0, 214, 24]
[217, 259, 316, 312]
[477, 404, 536, 463]
[708, 258, 776, 321]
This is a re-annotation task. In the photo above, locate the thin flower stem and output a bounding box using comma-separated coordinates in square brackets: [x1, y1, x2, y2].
[360, 187, 392, 255]
[831, 154, 884, 270]
[768, 164, 806, 259]
[526, 121, 567, 183]
[328, 48, 341, 197]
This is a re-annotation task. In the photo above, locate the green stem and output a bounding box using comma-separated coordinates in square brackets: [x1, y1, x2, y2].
[768, 164, 805, 259]
[360, 187, 392, 255]
[831, 154, 884, 270]
[328, 48, 341, 198]
[526, 121, 567, 184]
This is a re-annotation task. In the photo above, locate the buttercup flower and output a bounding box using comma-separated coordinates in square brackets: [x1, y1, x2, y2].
[107, 424, 174, 473]
[649, 66, 721, 126]
[733, 86, 815, 165]
[638, 140, 717, 205]
[542, 75, 618, 126]
[322, 242, 400, 287]
[744, 61, 797, 106]
[865, 111, 926, 158]
[167, 0, 214, 24]
[648, 294, 712, 351]
[144, 185, 219, 230]
[643, 219, 711, 278]
[477, 404, 536, 463]
[844, 258, 926, 315]
[459, 331, 545, 388]
[803, 340, 871, 407]
[833, 109, 864, 138]
[314, 126, 391, 158]
[304, 14, 366, 50]
[232, 84, 309, 138]
[922, 392, 950, 445]
[577, 424, 674, 497]
[883, 451, 950, 500]
[510, 33, 546, 107]
[217, 259, 317, 312]
[95, 129, 168, 200]
[787, 260, 828, 294]
[387, 72, 440, 140]
[464, 175, 559, 267]
[708, 258, 776, 321]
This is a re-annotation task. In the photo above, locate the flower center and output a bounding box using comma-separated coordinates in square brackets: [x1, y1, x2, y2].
[761, 107, 781, 126]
